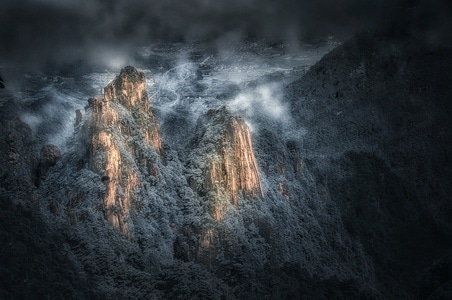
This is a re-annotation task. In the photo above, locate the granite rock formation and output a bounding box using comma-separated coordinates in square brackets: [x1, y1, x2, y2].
[187, 107, 263, 220]
[87, 66, 164, 236]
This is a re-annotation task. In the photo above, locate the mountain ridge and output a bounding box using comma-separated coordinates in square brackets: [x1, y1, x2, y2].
[1, 24, 451, 298]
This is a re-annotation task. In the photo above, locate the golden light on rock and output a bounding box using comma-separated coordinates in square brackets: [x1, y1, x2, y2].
[88, 66, 163, 237]
[206, 115, 263, 221]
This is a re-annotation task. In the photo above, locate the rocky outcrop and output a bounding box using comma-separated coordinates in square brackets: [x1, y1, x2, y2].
[187, 107, 263, 220]
[0, 119, 35, 202]
[3, 121, 32, 167]
[206, 115, 263, 205]
[104, 66, 163, 156]
[34, 144, 61, 187]
[88, 66, 163, 236]
[75, 109, 82, 126]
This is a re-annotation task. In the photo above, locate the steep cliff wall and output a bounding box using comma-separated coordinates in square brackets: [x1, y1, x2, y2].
[88, 66, 163, 236]
[0, 118, 35, 202]
[103, 66, 163, 156]
[187, 107, 263, 220]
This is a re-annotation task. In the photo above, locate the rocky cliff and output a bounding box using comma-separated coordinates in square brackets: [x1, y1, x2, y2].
[103, 66, 163, 156]
[0, 118, 35, 202]
[187, 107, 263, 220]
[87, 66, 164, 236]
[32, 67, 182, 241]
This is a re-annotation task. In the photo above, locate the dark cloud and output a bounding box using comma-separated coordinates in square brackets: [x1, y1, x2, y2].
[0, 0, 449, 69]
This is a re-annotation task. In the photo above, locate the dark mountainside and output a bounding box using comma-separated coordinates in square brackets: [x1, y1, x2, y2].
[1, 12, 452, 300]
[286, 17, 452, 297]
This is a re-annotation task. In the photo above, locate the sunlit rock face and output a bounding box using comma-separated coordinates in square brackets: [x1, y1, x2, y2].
[187, 107, 263, 220]
[104, 66, 163, 156]
[88, 66, 163, 236]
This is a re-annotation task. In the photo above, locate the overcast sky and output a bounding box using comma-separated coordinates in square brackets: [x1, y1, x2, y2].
[0, 0, 449, 68]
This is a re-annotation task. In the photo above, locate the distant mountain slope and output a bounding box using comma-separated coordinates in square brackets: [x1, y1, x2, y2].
[286, 21, 452, 298]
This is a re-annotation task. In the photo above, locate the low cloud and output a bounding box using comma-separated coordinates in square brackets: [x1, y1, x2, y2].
[229, 83, 289, 123]
[2, 0, 439, 70]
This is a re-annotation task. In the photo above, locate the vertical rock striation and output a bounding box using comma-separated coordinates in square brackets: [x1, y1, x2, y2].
[188, 107, 263, 220]
[207, 116, 263, 206]
[104, 66, 163, 156]
[88, 66, 163, 236]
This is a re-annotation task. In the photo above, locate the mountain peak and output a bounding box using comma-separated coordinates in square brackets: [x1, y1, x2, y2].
[87, 67, 163, 236]
[188, 107, 263, 220]
[119, 66, 143, 81]
[104, 66, 148, 111]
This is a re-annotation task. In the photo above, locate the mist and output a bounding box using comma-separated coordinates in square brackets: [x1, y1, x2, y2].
[1, 0, 450, 150]
[3, 0, 447, 70]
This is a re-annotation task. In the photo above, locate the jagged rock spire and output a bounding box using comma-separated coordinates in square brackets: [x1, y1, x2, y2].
[87, 66, 163, 237]
[103, 66, 163, 156]
[188, 107, 263, 221]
